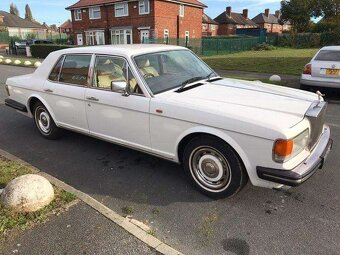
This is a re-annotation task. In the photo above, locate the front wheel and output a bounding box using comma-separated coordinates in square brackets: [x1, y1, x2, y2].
[182, 136, 248, 198]
[33, 102, 63, 140]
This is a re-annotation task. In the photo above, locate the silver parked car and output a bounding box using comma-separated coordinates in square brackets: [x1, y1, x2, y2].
[301, 46, 340, 89]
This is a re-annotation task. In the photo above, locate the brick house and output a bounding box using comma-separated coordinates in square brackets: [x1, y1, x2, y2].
[66, 0, 206, 46]
[59, 20, 73, 35]
[252, 9, 292, 33]
[202, 13, 218, 37]
[213, 6, 258, 36]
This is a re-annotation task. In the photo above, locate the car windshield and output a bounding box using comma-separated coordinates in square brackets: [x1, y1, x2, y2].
[315, 50, 340, 62]
[134, 50, 216, 94]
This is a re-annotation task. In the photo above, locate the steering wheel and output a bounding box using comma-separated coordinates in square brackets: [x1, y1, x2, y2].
[143, 73, 155, 78]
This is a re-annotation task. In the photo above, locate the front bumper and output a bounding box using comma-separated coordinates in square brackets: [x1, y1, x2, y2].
[257, 126, 332, 187]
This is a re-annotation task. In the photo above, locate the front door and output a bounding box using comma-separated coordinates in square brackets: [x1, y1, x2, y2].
[85, 55, 151, 150]
[140, 30, 149, 43]
[77, 34, 83, 46]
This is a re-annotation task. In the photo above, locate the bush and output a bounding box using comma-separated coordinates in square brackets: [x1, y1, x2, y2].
[276, 33, 321, 48]
[30, 44, 74, 58]
[252, 43, 276, 51]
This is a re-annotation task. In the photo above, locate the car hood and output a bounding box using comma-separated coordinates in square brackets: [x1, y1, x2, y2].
[154, 78, 319, 139]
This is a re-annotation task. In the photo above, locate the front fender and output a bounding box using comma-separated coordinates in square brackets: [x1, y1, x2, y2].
[175, 126, 252, 173]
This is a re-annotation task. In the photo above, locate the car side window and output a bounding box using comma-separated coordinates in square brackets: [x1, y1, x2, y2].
[59, 55, 92, 86]
[48, 56, 64, 82]
[93, 55, 143, 95]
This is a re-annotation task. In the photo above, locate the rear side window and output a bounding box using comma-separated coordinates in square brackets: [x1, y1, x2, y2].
[59, 55, 92, 86]
[48, 56, 64, 81]
[315, 50, 340, 62]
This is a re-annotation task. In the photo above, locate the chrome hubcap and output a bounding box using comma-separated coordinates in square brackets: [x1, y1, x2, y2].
[189, 146, 231, 192]
[35, 107, 51, 134]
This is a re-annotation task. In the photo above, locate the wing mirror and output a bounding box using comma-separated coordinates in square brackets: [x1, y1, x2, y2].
[111, 81, 130, 97]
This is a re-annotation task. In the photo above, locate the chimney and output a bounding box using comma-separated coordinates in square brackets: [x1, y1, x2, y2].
[226, 6, 232, 16]
[265, 9, 270, 17]
[275, 10, 281, 19]
[243, 9, 248, 19]
[0, 15, 4, 24]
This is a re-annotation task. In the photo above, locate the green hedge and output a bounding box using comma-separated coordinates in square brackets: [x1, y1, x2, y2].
[30, 44, 74, 58]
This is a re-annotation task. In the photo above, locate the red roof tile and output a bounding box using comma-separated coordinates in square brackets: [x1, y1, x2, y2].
[66, 0, 206, 9]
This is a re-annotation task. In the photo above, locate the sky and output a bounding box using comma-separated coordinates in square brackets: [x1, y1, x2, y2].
[0, 0, 282, 25]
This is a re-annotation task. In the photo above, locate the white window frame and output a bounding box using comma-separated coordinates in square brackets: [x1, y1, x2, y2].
[139, 0, 150, 15]
[89, 6, 101, 20]
[163, 29, 169, 44]
[115, 3, 129, 17]
[85, 31, 105, 46]
[74, 9, 82, 21]
[179, 4, 184, 17]
[111, 28, 133, 45]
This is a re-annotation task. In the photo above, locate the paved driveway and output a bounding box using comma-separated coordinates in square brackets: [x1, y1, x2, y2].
[1, 65, 339, 255]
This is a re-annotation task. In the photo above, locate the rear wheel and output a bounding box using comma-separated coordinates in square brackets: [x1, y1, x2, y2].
[182, 135, 248, 198]
[33, 102, 63, 140]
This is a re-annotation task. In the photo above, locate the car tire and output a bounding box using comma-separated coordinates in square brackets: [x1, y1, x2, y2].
[182, 135, 248, 198]
[33, 101, 63, 140]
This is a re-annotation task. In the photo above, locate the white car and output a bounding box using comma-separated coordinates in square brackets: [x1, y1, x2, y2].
[5, 45, 332, 198]
[301, 46, 340, 89]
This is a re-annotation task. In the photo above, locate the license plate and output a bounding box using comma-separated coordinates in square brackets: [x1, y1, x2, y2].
[326, 69, 340, 76]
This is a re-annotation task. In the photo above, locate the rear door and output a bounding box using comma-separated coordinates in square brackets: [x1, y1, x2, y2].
[43, 54, 92, 133]
[312, 50, 340, 79]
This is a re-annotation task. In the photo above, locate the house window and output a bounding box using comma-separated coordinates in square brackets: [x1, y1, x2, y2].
[139, 0, 150, 14]
[74, 9, 82, 21]
[111, 29, 133, 44]
[211, 24, 216, 31]
[179, 4, 184, 17]
[164, 29, 169, 44]
[85, 31, 105, 45]
[89, 7, 101, 19]
[115, 3, 128, 17]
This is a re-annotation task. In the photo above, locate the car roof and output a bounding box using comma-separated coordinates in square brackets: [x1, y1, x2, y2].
[56, 44, 188, 58]
[320, 46, 340, 51]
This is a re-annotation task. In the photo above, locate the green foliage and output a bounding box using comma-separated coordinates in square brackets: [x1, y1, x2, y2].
[252, 43, 276, 51]
[9, 3, 19, 16]
[30, 44, 74, 58]
[24, 4, 33, 21]
[281, 0, 313, 32]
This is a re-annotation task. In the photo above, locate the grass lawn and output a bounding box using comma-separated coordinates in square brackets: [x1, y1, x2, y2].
[202, 48, 319, 76]
[0, 156, 76, 237]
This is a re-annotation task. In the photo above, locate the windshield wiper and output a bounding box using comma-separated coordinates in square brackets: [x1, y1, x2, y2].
[206, 71, 222, 82]
[176, 76, 205, 92]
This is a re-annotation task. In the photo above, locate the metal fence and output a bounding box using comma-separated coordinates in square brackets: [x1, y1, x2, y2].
[144, 36, 266, 56]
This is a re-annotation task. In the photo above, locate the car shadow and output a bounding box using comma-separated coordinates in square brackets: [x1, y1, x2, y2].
[300, 86, 340, 103]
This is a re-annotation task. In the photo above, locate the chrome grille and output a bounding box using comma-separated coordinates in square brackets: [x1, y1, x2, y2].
[306, 101, 327, 150]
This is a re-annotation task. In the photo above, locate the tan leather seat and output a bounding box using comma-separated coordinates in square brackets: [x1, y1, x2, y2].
[136, 59, 159, 77]
[96, 60, 125, 89]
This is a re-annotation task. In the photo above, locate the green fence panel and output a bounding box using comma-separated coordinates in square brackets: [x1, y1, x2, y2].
[0, 32, 10, 44]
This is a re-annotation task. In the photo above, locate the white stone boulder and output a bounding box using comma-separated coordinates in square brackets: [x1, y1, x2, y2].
[269, 75, 281, 82]
[34, 61, 41, 67]
[1, 174, 54, 212]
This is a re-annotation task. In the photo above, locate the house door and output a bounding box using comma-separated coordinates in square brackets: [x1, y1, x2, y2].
[77, 34, 83, 46]
[140, 30, 149, 43]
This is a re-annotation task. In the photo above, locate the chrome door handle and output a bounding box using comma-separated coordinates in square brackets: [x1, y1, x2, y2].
[86, 96, 99, 102]
[43, 89, 53, 93]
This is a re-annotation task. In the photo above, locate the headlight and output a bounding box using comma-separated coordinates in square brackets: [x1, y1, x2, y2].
[273, 129, 309, 163]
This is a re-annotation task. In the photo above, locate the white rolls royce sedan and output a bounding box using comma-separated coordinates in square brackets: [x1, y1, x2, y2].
[5, 45, 333, 198]
[301, 46, 340, 89]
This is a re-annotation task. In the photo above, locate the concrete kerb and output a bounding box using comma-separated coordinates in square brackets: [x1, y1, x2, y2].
[0, 148, 184, 255]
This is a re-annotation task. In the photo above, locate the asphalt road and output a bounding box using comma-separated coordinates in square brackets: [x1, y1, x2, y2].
[0, 65, 339, 255]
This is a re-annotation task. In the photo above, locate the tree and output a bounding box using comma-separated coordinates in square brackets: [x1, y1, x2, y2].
[312, 0, 340, 19]
[25, 4, 33, 21]
[281, 0, 314, 32]
[9, 3, 19, 16]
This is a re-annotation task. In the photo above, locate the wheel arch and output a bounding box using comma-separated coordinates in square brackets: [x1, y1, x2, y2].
[27, 95, 58, 123]
[176, 126, 252, 174]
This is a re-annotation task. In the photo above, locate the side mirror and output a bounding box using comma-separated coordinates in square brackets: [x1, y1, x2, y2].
[111, 81, 130, 96]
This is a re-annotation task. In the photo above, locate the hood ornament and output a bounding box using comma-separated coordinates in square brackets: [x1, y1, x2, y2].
[315, 91, 325, 107]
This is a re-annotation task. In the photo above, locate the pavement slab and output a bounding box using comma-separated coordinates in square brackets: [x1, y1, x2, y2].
[0, 201, 160, 255]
